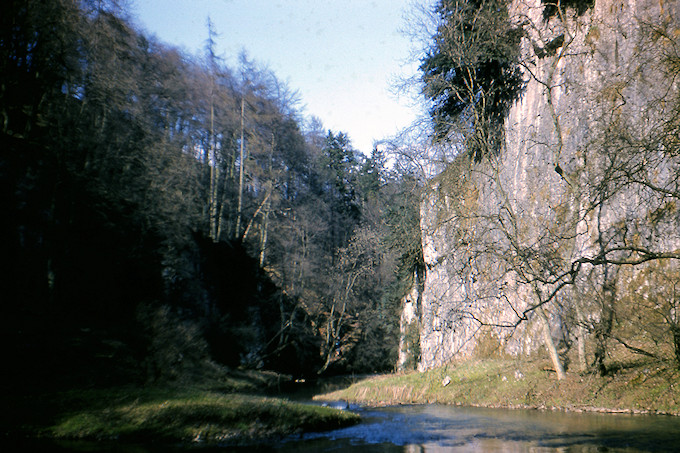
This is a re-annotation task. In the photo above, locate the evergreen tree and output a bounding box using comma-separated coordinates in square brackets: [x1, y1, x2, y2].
[420, 0, 524, 160]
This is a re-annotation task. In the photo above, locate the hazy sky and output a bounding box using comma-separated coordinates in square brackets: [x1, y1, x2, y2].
[130, 0, 425, 155]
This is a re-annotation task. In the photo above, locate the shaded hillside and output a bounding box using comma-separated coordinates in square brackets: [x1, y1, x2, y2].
[1, 0, 421, 389]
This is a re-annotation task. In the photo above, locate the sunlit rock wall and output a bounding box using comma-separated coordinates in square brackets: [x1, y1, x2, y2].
[406, 0, 680, 371]
[397, 281, 421, 371]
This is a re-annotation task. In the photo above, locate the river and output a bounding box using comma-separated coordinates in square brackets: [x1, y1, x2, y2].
[239, 403, 680, 452]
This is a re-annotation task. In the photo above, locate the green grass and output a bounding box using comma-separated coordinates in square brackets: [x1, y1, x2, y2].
[50, 390, 358, 443]
[315, 358, 680, 415]
[6, 386, 359, 445]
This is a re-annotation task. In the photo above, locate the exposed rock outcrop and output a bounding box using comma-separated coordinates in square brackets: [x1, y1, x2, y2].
[400, 0, 680, 371]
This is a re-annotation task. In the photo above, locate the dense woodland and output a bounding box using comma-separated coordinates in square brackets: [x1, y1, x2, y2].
[1, 0, 424, 388]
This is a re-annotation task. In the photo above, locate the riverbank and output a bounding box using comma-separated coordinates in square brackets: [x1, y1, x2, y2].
[315, 358, 680, 415]
[3, 371, 359, 446]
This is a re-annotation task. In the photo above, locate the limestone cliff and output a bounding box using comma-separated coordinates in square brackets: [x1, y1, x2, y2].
[400, 0, 680, 372]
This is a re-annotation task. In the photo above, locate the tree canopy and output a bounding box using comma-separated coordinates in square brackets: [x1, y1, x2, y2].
[420, 0, 524, 160]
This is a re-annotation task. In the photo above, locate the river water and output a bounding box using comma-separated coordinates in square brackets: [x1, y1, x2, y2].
[238, 403, 680, 452]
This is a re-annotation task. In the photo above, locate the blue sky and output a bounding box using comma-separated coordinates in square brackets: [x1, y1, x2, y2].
[129, 0, 425, 155]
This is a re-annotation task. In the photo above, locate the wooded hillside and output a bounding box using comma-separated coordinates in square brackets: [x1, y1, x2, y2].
[0, 0, 422, 388]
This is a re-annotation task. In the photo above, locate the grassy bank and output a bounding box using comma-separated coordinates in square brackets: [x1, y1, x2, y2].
[315, 358, 680, 415]
[4, 373, 359, 446]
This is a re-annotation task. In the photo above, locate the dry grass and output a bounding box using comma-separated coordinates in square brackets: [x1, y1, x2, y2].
[315, 357, 680, 415]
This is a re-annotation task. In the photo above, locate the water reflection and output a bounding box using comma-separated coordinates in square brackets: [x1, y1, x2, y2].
[275, 404, 680, 452]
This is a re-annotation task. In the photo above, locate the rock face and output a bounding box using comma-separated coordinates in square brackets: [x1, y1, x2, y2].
[400, 0, 680, 371]
[397, 282, 421, 371]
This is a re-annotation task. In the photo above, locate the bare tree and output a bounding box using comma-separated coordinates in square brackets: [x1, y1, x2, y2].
[410, 0, 680, 376]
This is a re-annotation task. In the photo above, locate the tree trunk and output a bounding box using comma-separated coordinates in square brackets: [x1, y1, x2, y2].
[672, 325, 680, 370]
[209, 102, 219, 241]
[593, 275, 616, 376]
[538, 307, 566, 380]
[235, 97, 245, 238]
[575, 304, 587, 373]
[242, 189, 270, 241]
[258, 135, 275, 265]
[318, 298, 348, 375]
[259, 198, 270, 267]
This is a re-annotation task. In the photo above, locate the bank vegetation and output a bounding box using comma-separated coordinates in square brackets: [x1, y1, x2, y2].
[318, 352, 680, 416]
